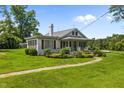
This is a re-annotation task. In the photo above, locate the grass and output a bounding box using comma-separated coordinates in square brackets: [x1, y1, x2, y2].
[0, 48, 93, 74]
[0, 51, 124, 88]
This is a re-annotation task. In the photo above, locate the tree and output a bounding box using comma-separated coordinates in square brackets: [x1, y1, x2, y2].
[10, 5, 39, 41]
[0, 32, 22, 49]
[0, 6, 22, 49]
[0, 6, 17, 34]
[87, 34, 124, 51]
[0, 5, 40, 49]
[115, 42, 124, 51]
[109, 5, 124, 22]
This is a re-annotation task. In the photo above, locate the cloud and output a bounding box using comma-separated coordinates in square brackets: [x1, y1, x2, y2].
[74, 14, 96, 25]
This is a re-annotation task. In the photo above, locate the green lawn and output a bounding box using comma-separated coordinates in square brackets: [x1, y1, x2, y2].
[0, 51, 124, 88]
[0, 49, 93, 74]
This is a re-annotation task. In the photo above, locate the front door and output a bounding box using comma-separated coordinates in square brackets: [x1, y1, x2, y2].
[73, 41, 77, 51]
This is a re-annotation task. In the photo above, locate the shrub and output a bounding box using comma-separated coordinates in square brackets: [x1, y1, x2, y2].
[102, 52, 107, 57]
[93, 49, 106, 57]
[25, 48, 37, 56]
[83, 54, 94, 58]
[115, 42, 124, 51]
[59, 48, 70, 58]
[44, 48, 52, 57]
[72, 51, 83, 58]
[83, 50, 91, 54]
[29, 48, 37, 56]
[49, 53, 73, 58]
[49, 53, 60, 58]
[62, 54, 73, 58]
[25, 48, 30, 55]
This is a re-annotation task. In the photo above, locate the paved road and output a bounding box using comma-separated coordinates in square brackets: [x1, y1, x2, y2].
[0, 57, 102, 78]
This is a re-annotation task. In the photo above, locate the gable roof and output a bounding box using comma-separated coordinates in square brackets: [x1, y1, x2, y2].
[26, 28, 88, 40]
[45, 28, 77, 37]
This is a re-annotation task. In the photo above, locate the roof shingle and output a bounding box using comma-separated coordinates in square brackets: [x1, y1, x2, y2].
[45, 28, 77, 37]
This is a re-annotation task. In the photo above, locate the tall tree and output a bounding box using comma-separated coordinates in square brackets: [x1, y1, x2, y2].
[109, 5, 124, 22]
[0, 6, 22, 49]
[0, 6, 16, 34]
[10, 5, 39, 40]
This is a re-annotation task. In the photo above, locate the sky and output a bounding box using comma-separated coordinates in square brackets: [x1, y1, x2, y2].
[1, 5, 124, 39]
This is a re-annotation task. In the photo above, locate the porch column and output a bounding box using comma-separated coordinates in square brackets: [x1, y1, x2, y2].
[26, 40, 29, 48]
[37, 39, 41, 55]
[56, 40, 60, 49]
[78, 41, 81, 51]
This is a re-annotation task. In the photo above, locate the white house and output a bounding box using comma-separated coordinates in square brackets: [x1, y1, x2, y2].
[26, 24, 89, 55]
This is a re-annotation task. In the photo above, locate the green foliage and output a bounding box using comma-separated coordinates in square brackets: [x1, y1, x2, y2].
[0, 32, 22, 49]
[0, 6, 16, 34]
[93, 48, 106, 57]
[61, 54, 73, 58]
[44, 48, 52, 57]
[0, 6, 22, 49]
[25, 48, 30, 55]
[29, 48, 37, 56]
[82, 54, 94, 58]
[49, 53, 61, 58]
[115, 42, 124, 51]
[109, 5, 124, 22]
[25, 48, 37, 56]
[102, 52, 107, 57]
[0, 5, 40, 49]
[72, 51, 83, 58]
[87, 34, 124, 51]
[59, 48, 70, 58]
[10, 5, 39, 39]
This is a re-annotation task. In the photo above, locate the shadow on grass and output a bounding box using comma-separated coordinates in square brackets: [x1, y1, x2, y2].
[0, 50, 11, 52]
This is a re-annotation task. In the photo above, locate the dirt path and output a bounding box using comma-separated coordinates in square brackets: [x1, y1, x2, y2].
[0, 57, 102, 78]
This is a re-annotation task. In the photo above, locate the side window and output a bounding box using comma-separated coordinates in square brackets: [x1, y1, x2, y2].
[54, 40, 56, 49]
[41, 40, 44, 49]
[72, 31, 74, 36]
[76, 32, 78, 36]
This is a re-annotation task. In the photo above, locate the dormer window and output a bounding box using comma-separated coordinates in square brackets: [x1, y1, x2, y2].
[72, 31, 74, 36]
[76, 32, 78, 36]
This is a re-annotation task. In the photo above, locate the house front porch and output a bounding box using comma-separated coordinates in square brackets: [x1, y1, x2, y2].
[60, 37, 88, 51]
[60, 40, 87, 51]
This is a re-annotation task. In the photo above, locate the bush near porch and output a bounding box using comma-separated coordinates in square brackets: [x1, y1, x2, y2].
[42, 48, 106, 58]
[24, 47, 106, 58]
[25, 48, 37, 56]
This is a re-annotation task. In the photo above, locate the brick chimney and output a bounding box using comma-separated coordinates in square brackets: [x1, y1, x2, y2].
[49, 24, 54, 36]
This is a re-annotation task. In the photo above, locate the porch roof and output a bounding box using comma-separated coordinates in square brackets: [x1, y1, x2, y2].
[61, 37, 90, 41]
[25, 35, 59, 40]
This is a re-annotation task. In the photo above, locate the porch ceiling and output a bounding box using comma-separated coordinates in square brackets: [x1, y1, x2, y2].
[61, 37, 90, 41]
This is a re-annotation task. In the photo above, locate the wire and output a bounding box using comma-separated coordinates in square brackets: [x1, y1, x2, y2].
[80, 11, 109, 31]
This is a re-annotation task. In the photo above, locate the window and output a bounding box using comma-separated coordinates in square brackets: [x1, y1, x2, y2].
[34, 40, 37, 45]
[69, 41, 71, 47]
[79, 41, 81, 47]
[54, 40, 56, 49]
[41, 40, 44, 49]
[72, 31, 74, 36]
[63, 42, 65, 48]
[66, 41, 68, 47]
[76, 32, 78, 36]
[61, 41, 62, 48]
